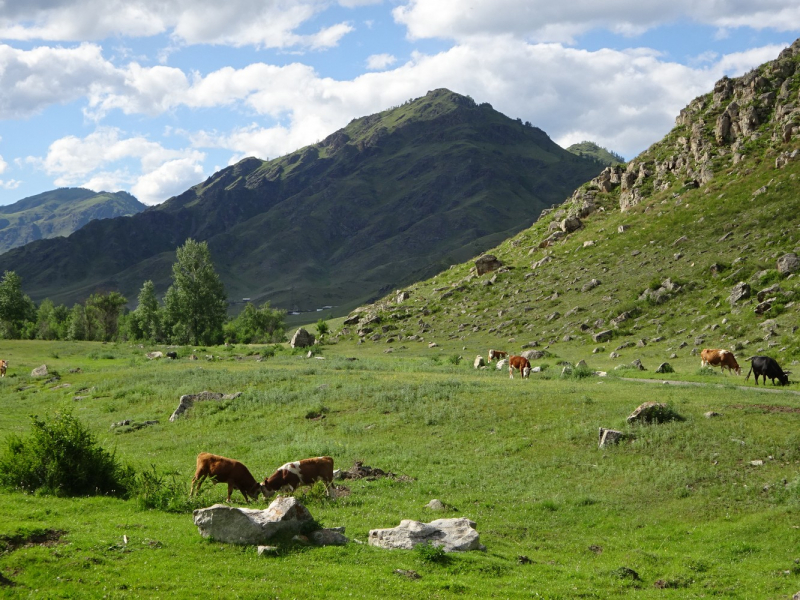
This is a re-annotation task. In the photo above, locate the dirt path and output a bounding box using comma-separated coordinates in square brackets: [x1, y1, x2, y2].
[618, 377, 800, 397]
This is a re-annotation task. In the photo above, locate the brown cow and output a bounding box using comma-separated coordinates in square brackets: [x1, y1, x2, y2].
[488, 349, 508, 363]
[700, 348, 741, 375]
[508, 355, 531, 379]
[263, 456, 334, 497]
[190, 452, 266, 503]
[0, 359, 6, 377]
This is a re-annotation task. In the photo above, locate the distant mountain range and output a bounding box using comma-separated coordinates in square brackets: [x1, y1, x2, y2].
[0, 89, 602, 312]
[0, 188, 146, 255]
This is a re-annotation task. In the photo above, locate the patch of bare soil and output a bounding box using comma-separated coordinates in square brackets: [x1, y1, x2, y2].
[340, 461, 414, 482]
[0, 529, 66, 555]
[730, 404, 800, 413]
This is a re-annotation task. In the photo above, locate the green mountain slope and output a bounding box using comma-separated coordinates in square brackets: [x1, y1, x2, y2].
[566, 141, 624, 166]
[0, 90, 601, 311]
[338, 41, 800, 367]
[0, 188, 146, 255]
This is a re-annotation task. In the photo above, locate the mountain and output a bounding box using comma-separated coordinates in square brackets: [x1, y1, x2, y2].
[0, 188, 146, 255]
[338, 40, 800, 364]
[566, 141, 624, 166]
[0, 89, 602, 312]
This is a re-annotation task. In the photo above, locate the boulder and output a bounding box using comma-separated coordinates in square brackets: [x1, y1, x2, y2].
[598, 427, 627, 448]
[396, 290, 411, 303]
[146, 351, 164, 359]
[655, 362, 674, 374]
[520, 350, 545, 360]
[495, 359, 508, 371]
[169, 391, 243, 421]
[631, 359, 646, 371]
[193, 497, 313, 545]
[475, 254, 503, 275]
[425, 499, 446, 511]
[626, 402, 680, 424]
[729, 282, 751, 305]
[560, 215, 583, 233]
[777, 253, 799, 274]
[290, 328, 315, 348]
[593, 330, 613, 343]
[473, 356, 485, 369]
[369, 518, 484, 552]
[30, 364, 48, 378]
[310, 528, 349, 546]
[581, 279, 601, 293]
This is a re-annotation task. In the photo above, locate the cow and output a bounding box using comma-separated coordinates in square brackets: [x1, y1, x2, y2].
[508, 355, 531, 379]
[0, 359, 6, 377]
[166, 351, 178, 360]
[190, 452, 266, 503]
[487, 349, 508, 363]
[263, 456, 334, 497]
[745, 356, 790, 386]
[700, 348, 741, 375]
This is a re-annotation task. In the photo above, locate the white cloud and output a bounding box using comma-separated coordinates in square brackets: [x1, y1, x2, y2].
[0, 155, 6, 174]
[366, 53, 397, 70]
[37, 127, 206, 204]
[0, 0, 353, 50]
[0, 179, 20, 190]
[392, 0, 800, 42]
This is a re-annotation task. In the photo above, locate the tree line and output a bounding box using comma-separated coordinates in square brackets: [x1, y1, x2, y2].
[0, 239, 286, 346]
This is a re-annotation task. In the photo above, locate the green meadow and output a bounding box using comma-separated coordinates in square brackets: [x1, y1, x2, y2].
[1, 339, 799, 598]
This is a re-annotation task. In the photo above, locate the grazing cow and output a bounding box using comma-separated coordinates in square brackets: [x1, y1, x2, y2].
[508, 355, 531, 379]
[166, 351, 178, 360]
[190, 452, 266, 503]
[0, 359, 6, 377]
[700, 348, 741, 375]
[487, 349, 508, 363]
[263, 456, 334, 497]
[745, 356, 790, 386]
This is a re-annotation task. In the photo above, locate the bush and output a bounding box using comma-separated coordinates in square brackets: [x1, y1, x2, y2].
[447, 354, 462, 366]
[415, 541, 450, 564]
[0, 412, 133, 497]
[133, 465, 205, 512]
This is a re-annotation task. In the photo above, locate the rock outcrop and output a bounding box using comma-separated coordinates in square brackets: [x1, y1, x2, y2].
[193, 497, 313, 545]
[369, 518, 484, 552]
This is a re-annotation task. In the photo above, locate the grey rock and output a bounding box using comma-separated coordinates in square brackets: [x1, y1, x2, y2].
[655, 362, 674, 374]
[520, 350, 545, 360]
[777, 253, 799, 274]
[631, 359, 646, 371]
[146, 351, 164, 359]
[170, 391, 243, 421]
[598, 427, 627, 448]
[369, 518, 484, 552]
[473, 356, 485, 369]
[729, 282, 751, 305]
[425, 499, 446, 511]
[257, 545, 279, 556]
[560, 215, 583, 233]
[30, 364, 48, 378]
[593, 330, 613, 343]
[193, 497, 313, 545]
[627, 402, 680, 424]
[704, 411, 722, 419]
[582, 279, 601, 292]
[310, 529, 349, 546]
[290, 328, 315, 348]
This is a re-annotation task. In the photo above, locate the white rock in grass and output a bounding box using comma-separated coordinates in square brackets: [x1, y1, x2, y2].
[369, 518, 484, 552]
[193, 497, 312, 545]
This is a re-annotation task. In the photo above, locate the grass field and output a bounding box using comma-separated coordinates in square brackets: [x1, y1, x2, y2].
[1, 339, 799, 598]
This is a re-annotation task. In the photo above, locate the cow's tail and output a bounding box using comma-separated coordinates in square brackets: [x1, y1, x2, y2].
[745, 366, 753, 381]
[745, 356, 756, 362]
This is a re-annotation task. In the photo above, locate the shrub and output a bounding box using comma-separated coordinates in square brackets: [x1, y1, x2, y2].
[447, 354, 462, 366]
[133, 465, 205, 513]
[0, 412, 133, 497]
[415, 541, 450, 564]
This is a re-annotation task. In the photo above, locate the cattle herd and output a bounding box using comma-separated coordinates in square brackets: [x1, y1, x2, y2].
[699, 348, 791, 386]
[190, 453, 335, 504]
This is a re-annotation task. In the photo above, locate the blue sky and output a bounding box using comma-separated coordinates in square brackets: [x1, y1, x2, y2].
[0, 1, 798, 206]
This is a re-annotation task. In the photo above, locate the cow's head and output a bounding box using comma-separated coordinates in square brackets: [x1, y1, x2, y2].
[522, 366, 531, 379]
[780, 371, 791, 386]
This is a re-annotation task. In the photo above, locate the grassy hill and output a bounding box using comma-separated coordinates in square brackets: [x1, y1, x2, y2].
[0, 188, 145, 255]
[0, 90, 602, 313]
[338, 41, 800, 373]
[566, 141, 624, 166]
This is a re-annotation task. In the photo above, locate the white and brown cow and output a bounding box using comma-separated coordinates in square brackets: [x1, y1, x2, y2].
[508, 355, 531, 379]
[487, 349, 508, 363]
[263, 456, 334, 497]
[0, 359, 6, 377]
[700, 348, 741, 375]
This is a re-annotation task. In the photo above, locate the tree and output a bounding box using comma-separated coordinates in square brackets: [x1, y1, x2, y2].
[130, 280, 162, 341]
[163, 239, 227, 345]
[316, 318, 329, 338]
[86, 292, 127, 341]
[0, 271, 36, 338]
[224, 301, 286, 343]
[67, 304, 87, 341]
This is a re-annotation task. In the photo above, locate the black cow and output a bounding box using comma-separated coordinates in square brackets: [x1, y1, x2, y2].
[745, 356, 790, 386]
[166, 351, 178, 360]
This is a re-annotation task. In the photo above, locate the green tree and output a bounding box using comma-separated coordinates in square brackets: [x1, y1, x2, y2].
[316, 318, 329, 338]
[163, 239, 227, 345]
[130, 280, 162, 341]
[67, 304, 87, 341]
[36, 299, 58, 340]
[224, 301, 286, 343]
[85, 291, 127, 341]
[0, 271, 36, 338]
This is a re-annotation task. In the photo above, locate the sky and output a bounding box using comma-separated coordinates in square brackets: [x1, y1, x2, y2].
[0, 2, 798, 206]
